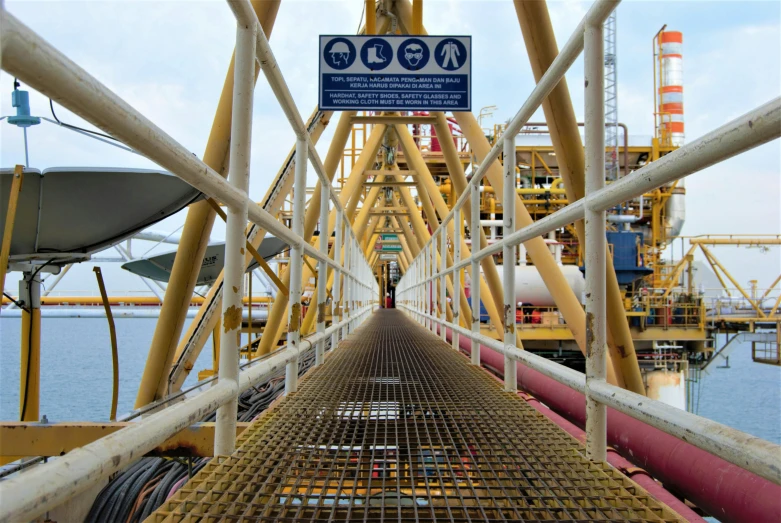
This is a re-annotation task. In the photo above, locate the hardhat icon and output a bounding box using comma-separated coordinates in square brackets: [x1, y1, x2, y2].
[330, 42, 350, 54]
[330, 42, 351, 65]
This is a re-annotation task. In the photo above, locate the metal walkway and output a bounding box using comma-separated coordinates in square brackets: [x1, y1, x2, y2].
[151, 310, 682, 522]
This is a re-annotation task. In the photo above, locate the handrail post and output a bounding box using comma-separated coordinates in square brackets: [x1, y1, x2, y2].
[585, 18, 608, 462]
[452, 207, 461, 350]
[503, 135, 517, 393]
[439, 229, 447, 340]
[471, 181, 481, 365]
[316, 180, 329, 366]
[341, 230, 351, 340]
[332, 211, 343, 349]
[215, 20, 255, 457]
[285, 137, 308, 396]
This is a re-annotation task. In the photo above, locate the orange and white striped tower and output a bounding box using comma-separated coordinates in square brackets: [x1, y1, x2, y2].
[657, 31, 684, 146]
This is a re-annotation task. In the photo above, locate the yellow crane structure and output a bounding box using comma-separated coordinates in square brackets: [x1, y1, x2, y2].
[1, 1, 780, 522]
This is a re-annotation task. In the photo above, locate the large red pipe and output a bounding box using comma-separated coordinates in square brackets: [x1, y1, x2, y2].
[442, 327, 781, 523]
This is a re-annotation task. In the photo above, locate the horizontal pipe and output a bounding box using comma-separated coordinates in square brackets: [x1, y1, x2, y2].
[435, 319, 781, 523]
[519, 395, 706, 522]
[399, 305, 781, 486]
[0, 303, 374, 523]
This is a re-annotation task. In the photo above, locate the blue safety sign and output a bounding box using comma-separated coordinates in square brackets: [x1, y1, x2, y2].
[319, 35, 471, 111]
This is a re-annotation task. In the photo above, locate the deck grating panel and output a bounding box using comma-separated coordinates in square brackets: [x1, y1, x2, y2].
[150, 310, 683, 522]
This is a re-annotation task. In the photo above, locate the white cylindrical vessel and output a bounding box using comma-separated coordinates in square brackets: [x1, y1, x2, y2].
[646, 369, 687, 410]
[464, 265, 586, 307]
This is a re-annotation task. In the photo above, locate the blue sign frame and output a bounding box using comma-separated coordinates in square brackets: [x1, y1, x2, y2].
[319, 35, 472, 112]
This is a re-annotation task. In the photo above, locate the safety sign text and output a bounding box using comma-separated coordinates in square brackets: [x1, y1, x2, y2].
[319, 35, 471, 111]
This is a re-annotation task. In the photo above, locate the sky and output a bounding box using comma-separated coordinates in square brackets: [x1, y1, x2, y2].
[1, 0, 779, 296]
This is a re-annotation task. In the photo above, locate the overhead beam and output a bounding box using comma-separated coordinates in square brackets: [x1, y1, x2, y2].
[352, 116, 437, 124]
[365, 169, 417, 176]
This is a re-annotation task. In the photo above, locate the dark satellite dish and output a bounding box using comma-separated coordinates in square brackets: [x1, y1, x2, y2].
[0, 167, 201, 265]
[121, 237, 288, 286]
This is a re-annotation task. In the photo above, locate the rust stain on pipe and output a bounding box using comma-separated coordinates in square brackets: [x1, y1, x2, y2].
[223, 305, 242, 333]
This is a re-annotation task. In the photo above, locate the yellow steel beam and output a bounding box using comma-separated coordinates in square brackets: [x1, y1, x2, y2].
[431, 113, 510, 340]
[206, 197, 290, 297]
[363, 181, 418, 187]
[364, 0, 376, 35]
[412, 0, 423, 34]
[689, 237, 781, 245]
[660, 245, 697, 299]
[365, 170, 417, 176]
[136, 1, 282, 408]
[513, 0, 641, 393]
[352, 115, 436, 124]
[0, 165, 23, 295]
[273, 124, 388, 343]
[392, 1, 621, 387]
[700, 245, 767, 318]
[169, 7, 394, 392]
[0, 422, 250, 464]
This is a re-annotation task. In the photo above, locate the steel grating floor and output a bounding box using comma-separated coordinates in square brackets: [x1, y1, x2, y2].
[150, 310, 683, 522]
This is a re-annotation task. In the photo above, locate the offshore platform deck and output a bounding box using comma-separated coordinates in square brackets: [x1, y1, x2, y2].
[151, 310, 682, 522]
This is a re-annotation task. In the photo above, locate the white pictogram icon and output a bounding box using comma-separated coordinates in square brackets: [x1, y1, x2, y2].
[404, 43, 424, 67]
[329, 41, 351, 66]
[367, 44, 386, 64]
[440, 41, 461, 68]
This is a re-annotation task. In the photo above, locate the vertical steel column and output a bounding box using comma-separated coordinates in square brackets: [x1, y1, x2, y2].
[585, 19, 607, 462]
[424, 245, 430, 330]
[316, 186, 329, 366]
[215, 21, 255, 457]
[285, 137, 308, 396]
[452, 207, 461, 349]
[503, 136, 517, 393]
[431, 244, 436, 333]
[342, 231, 351, 340]
[439, 229, 447, 340]
[331, 211, 343, 349]
[19, 271, 41, 422]
[471, 181, 481, 365]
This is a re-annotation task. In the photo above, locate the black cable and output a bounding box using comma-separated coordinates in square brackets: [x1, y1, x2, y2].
[49, 98, 122, 142]
[2, 291, 28, 311]
[20, 262, 50, 422]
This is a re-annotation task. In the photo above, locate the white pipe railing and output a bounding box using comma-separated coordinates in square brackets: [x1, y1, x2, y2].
[396, 0, 781, 486]
[0, 1, 379, 520]
[0, 304, 373, 523]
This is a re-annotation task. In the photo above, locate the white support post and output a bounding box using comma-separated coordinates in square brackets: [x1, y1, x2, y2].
[585, 19, 608, 462]
[503, 136, 517, 393]
[332, 211, 343, 349]
[285, 137, 307, 396]
[439, 229, 447, 341]
[342, 231, 351, 340]
[431, 244, 436, 333]
[316, 185, 329, 366]
[471, 181, 481, 365]
[424, 245, 430, 330]
[452, 207, 461, 350]
[215, 21, 255, 457]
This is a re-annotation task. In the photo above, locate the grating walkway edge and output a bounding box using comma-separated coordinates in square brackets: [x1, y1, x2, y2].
[150, 310, 684, 522]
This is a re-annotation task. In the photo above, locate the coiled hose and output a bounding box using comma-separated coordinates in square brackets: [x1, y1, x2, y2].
[85, 345, 321, 522]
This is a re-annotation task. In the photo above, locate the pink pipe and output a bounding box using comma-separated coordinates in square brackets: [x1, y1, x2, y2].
[442, 326, 781, 523]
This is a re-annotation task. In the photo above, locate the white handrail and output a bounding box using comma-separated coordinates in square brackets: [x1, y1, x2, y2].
[395, 0, 781, 486]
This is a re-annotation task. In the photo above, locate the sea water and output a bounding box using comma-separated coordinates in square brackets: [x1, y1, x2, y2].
[1, 319, 779, 441]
